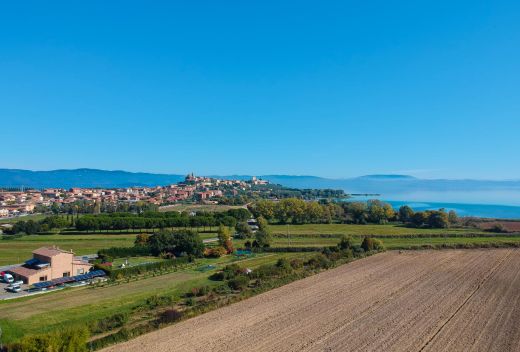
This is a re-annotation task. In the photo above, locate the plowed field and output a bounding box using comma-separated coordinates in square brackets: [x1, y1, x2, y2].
[102, 249, 520, 352]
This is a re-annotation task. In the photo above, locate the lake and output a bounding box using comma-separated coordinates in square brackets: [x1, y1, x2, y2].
[346, 190, 520, 219]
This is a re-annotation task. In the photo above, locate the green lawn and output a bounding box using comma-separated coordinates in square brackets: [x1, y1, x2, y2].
[270, 223, 491, 236]
[112, 256, 165, 267]
[0, 234, 136, 265]
[0, 252, 308, 343]
[0, 214, 48, 224]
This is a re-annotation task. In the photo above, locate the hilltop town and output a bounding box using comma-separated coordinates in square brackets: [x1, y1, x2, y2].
[0, 174, 271, 218]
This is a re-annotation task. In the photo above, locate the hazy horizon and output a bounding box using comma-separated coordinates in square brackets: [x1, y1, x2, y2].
[2, 167, 520, 182]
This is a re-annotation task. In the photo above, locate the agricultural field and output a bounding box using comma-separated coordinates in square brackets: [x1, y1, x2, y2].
[479, 220, 520, 232]
[0, 234, 136, 265]
[101, 249, 520, 352]
[269, 223, 495, 236]
[253, 235, 520, 249]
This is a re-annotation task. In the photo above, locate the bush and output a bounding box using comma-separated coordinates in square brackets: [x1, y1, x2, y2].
[289, 258, 304, 269]
[90, 313, 128, 333]
[338, 235, 354, 250]
[187, 286, 210, 297]
[209, 264, 243, 281]
[228, 275, 250, 291]
[305, 253, 332, 269]
[204, 246, 227, 258]
[9, 326, 89, 352]
[276, 258, 293, 273]
[361, 237, 374, 251]
[489, 224, 508, 233]
[158, 309, 183, 324]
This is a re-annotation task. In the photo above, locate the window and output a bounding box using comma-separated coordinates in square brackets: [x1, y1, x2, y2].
[39, 276, 47, 282]
[63, 272, 70, 277]
[77, 268, 84, 275]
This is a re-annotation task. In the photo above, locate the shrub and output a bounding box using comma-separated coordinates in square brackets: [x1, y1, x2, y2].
[187, 286, 210, 297]
[276, 258, 293, 273]
[90, 313, 128, 333]
[209, 271, 226, 281]
[228, 275, 249, 291]
[305, 253, 332, 269]
[158, 309, 183, 324]
[489, 224, 508, 233]
[9, 326, 89, 352]
[204, 246, 227, 258]
[361, 237, 375, 251]
[338, 235, 354, 250]
[372, 239, 385, 251]
[185, 297, 195, 306]
[289, 258, 304, 269]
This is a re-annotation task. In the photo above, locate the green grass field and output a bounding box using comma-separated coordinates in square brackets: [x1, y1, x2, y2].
[269, 223, 492, 236]
[0, 214, 48, 224]
[0, 251, 311, 343]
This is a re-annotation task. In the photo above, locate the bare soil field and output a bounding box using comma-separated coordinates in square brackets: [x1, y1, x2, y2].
[479, 220, 520, 233]
[102, 249, 520, 352]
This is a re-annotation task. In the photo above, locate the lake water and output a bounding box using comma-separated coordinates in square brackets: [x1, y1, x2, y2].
[346, 191, 520, 219]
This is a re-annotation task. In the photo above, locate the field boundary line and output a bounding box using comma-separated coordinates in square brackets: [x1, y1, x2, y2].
[417, 249, 514, 352]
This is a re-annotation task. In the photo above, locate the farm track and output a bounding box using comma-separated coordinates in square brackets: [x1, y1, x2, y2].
[102, 249, 520, 352]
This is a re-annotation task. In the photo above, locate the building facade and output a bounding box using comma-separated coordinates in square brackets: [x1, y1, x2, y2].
[9, 247, 92, 285]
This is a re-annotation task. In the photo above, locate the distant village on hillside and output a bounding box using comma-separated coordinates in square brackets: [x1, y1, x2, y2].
[0, 174, 271, 218]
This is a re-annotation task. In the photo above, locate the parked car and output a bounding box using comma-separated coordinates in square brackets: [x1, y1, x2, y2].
[5, 285, 21, 293]
[11, 280, 24, 287]
[1, 272, 14, 283]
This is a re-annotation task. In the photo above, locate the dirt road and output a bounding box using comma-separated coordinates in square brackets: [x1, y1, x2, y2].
[102, 249, 520, 352]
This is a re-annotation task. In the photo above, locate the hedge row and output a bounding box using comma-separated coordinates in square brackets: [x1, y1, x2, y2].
[104, 256, 192, 279]
[259, 246, 325, 253]
[272, 232, 520, 239]
[398, 241, 520, 250]
[98, 246, 153, 259]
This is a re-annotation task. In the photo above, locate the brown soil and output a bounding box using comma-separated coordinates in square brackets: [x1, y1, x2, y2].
[479, 220, 520, 233]
[101, 249, 520, 352]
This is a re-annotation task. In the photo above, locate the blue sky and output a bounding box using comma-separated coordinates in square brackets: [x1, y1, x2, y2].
[1, 1, 519, 179]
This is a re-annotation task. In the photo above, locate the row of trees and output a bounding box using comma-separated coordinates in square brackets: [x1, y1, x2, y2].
[5, 216, 70, 235]
[249, 199, 459, 228]
[249, 199, 344, 224]
[75, 209, 252, 232]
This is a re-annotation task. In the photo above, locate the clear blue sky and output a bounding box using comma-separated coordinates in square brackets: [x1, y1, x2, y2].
[1, 1, 519, 179]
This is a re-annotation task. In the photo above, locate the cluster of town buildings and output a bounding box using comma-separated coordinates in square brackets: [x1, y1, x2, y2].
[0, 174, 268, 218]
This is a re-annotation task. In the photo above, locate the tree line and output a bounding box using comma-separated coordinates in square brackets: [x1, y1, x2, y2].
[249, 199, 458, 228]
[5, 215, 70, 235]
[74, 209, 251, 232]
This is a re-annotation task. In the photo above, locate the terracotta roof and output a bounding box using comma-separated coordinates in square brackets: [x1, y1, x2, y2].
[9, 266, 49, 278]
[33, 247, 73, 257]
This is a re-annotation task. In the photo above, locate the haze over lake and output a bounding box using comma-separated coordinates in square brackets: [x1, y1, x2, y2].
[349, 190, 520, 219]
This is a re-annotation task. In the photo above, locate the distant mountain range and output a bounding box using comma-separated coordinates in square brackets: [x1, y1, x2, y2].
[1, 168, 520, 195]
